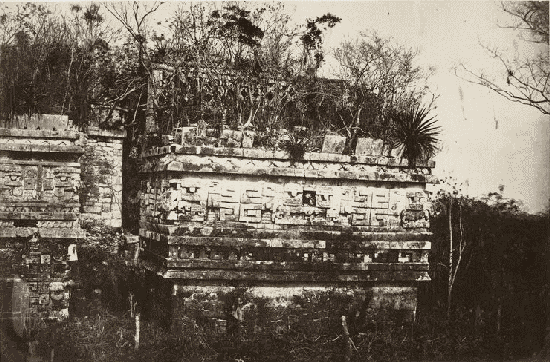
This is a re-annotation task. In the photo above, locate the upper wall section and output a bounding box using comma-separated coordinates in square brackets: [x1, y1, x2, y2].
[140, 142, 435, 284]
[0, 115, 127, 231]
[142, 144, 436, 184]
[0, 126, 85, 239]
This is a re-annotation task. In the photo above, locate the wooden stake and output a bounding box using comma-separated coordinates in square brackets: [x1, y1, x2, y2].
[341, 316, 351, 362]
[134, 313, 140, 350]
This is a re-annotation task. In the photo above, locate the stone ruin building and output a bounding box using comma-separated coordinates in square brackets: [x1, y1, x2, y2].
[0, 114, 124, 335]
[0, 65, 436, 335]
[139, 129, 434, 331]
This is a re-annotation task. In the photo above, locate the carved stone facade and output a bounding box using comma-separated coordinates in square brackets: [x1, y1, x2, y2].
[0, 116, 125, 332]
[140, 142, 435, 329]
[0, 121, 84, 329]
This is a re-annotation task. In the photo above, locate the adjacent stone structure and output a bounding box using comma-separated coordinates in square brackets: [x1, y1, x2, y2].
[0, 115, 126, 334]
[0, 116, 85, 329]
[139, 134, 435, 330]
[80, 127, 126, 228]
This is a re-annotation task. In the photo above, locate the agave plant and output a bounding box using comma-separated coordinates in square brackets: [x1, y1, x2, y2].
[389, 105, 440, 168]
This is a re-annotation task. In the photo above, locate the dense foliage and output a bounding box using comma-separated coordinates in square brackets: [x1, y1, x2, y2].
[0, 2, 438, 143]
[424, 191, 549, 358]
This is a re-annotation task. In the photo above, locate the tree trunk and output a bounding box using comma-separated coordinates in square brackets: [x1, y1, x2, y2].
[134, 313, 140, 350]
[341, 315, 351, 362]
[448, 197, 453, 318]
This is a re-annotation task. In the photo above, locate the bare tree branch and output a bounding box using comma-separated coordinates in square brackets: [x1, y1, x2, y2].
[501, 1, 549, 44]
[457, 1, 549, 115]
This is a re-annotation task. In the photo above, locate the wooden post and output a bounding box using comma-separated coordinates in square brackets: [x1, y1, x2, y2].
[134, 313, 140, 350]
[341, 315, 351, 362]
[448, 197, 453, 318]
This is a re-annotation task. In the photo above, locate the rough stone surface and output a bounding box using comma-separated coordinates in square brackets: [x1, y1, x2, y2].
[140, 145, 435, 327]
[166, 284, 418, 334]
[321, 135, 346, 154]
[355, 137, 374, 155]
[0, 125, 83, 327]
[79, 128, 126, 228]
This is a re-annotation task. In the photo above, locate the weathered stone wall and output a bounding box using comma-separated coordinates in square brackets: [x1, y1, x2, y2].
[140, 139, 435, 330]
[0, 119, 84, 329]
[80, 127, 125, 228]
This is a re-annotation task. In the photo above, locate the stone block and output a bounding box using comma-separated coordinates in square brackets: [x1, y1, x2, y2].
[242, 131, 255, 148]
[282, 185, 303, 206]
[83, 205, 101, 213]
[220, 130, 243, 147]
[372, 189, 390, 209]
[239, 205, 262, 223]
[315, 190, 332, 208]
[355, 137, 374, 155]
[351, 210, 372, 226]
[321, 135, 346, 154]
[241, 186, 262, 203]
[219, 205, 239, 221]
[372, 139, 384, 156]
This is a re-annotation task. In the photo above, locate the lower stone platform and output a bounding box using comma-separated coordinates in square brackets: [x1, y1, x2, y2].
[142, 275, 420, 335]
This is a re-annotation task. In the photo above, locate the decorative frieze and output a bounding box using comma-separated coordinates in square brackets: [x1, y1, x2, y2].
[0, 123, 84, 328]
[140, 146, 434, 286]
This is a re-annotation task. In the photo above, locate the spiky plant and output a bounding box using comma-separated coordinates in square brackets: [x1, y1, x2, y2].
[389, 105, 440, 168]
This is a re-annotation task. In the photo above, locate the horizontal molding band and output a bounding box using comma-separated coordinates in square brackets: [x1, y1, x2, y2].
[141, 161, 436, 184]
[0, 201, 79, 207]
[0, 144, 83, 153]
[139, 230, 430, 250]
[139, 221, 431, 240]
[164, 259, 429, 272]
[0, 160, 81, 168]
[0, 212, 78, 220]
[0, 227, 85, 239]
[85, 127, 126, 138]
[161, 269, 430, 283]
[0, 129, 80, 139]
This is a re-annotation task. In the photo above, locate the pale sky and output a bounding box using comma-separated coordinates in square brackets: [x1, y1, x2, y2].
[285, 1, 550, 213]
[4, 1, 550, 212]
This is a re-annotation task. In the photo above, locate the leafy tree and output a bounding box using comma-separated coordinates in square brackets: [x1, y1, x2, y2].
[502, 1, 549, 44]
[457, 1, 549, 115]
[254, 3, 302, 75]
[334, 32, 434, 111]
[210, 4, 264, 67]
[330, 32, 438, 150]
[0, 3, 120, 126]
[300, 13, 341, 74]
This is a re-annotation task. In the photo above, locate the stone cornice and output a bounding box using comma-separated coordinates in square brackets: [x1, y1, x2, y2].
[141, 152, 436, 184]
[85, 127, 126, 139]
[142, 144, 435, 169]
[0, 128, 80, 139]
